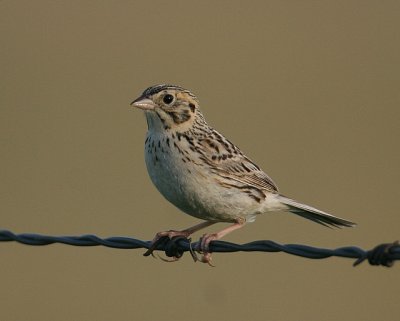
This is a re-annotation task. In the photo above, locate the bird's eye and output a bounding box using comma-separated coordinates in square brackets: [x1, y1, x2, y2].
[163, 94, 174, 105]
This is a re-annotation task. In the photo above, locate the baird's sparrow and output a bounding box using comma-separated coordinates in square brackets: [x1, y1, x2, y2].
[131, 84, 355, 264]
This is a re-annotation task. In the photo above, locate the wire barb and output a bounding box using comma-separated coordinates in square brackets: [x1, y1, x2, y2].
[352, 240, 399, 267]
[0, 230, 398, 267]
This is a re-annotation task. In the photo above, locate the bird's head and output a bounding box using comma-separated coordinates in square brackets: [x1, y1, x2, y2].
[131, 84, 203, 132]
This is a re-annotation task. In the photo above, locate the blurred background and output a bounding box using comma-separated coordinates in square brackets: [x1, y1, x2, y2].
[1, 1, 399, 320]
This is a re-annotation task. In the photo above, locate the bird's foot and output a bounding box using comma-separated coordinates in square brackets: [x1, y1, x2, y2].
[197, 233, 219, 267]
[143, 230, 194, 262]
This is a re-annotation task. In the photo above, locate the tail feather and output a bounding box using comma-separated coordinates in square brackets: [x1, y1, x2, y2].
[277, 195, 356, 228]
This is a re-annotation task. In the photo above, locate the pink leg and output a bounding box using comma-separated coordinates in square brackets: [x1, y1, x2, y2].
[144, 221, 216, 260]
[199, 220, 245, 266]
[150, 221, 215, 241]
[182, 221, 216, 235]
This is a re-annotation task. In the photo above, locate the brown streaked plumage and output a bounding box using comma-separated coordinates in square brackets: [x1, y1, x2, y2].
[131, 84, 356, 265]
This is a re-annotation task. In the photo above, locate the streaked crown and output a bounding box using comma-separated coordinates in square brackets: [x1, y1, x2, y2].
[132, 84, 204, 132]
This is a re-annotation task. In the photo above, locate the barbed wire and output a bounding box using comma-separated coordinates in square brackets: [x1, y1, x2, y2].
[0, 229, 398, 267]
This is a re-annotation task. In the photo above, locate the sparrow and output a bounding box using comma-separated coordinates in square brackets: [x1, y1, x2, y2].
[131, 84, 355, 264]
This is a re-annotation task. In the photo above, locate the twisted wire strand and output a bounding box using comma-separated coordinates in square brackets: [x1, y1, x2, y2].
[0, 230, 398, 267]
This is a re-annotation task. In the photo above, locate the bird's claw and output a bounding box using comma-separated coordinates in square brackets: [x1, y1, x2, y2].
[195, 233, 218, 267]
[143, 231, 218, 266]
[143, 234, 170, 257]
[143, 231, 194, 262]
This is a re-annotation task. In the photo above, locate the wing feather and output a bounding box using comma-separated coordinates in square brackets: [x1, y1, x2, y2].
[195, 129, 278, 193]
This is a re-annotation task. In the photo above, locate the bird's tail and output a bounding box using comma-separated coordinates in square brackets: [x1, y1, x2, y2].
[277, 195, 356, 228]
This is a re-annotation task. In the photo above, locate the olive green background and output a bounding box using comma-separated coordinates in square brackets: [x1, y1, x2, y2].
[1, 1, 399, 320]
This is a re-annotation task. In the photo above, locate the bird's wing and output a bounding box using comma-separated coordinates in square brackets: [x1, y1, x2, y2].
[195, 130, 278, 193]
[212, 154, 278, 192]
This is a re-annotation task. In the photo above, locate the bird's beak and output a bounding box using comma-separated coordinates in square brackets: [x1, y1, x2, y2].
[130, 96, 156, 110]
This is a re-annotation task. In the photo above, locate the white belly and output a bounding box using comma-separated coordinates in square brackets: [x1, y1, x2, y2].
[144, 134, 263, 223]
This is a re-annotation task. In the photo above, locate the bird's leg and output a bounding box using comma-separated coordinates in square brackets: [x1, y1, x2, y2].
[198, 219, 245, 266]
[144, 221, 216, 261]
[151, 221, 216, 241]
